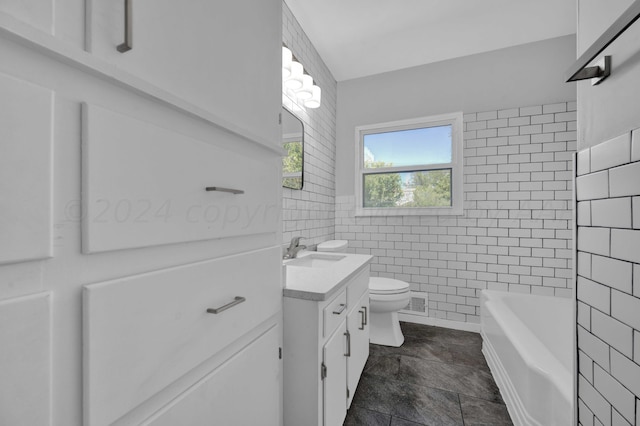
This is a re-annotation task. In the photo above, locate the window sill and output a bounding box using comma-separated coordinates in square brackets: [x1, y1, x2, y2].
[354, 206, 463, 217]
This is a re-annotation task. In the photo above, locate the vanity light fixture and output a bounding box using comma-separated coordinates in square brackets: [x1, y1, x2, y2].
[282, 46, 292, 79]
[304, 85, 321, 109]
[282, 44, 321, 109]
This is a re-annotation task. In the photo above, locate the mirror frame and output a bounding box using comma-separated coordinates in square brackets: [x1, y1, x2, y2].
[282, 107, 304, 190]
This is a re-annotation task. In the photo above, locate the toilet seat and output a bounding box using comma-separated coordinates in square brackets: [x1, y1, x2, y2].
[369, 277, 410, 295]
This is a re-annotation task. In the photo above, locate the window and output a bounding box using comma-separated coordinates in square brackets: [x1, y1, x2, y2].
[355, 112, 463, 216]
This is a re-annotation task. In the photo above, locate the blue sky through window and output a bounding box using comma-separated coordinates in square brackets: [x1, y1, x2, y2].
[363, 125, 452, 167]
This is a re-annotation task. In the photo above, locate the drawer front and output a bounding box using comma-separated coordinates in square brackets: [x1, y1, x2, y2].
[346, 268, 369, 312]
[82, 103, 280, 253]
[143, 325, 280, 426]
[83, 246, 281, 426]
[323, 290, 347, 338]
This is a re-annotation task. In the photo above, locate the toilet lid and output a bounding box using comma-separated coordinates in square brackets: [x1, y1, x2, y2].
[369, 277, 410, 294]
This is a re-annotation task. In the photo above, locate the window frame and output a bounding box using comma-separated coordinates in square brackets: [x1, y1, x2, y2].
[354, 112, 464, 216]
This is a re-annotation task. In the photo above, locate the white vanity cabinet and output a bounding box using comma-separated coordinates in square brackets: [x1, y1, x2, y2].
[283, 255, 371, 426]
[85, 0, 281, 144]
[346, 290, 370, 408]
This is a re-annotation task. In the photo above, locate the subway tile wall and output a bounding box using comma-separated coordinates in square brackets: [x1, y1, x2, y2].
[282, 3, 338, 247]
[576, 128, 640, 426]
[336, 102, 577, 323]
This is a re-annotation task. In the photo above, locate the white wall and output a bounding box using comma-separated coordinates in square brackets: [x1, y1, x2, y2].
[575, 1, 640, 425]
[282, 2, 338, 247]
[577, 0, 640, 149]
[336, 35, 577, 197]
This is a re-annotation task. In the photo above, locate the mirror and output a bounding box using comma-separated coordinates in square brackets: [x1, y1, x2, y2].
[282, 107, 304, 190]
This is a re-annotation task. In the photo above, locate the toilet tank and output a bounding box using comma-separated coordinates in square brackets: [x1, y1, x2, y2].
[317, 240, 348, 253]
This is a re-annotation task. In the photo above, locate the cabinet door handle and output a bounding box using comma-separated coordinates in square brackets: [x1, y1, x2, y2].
[358, 309, 365, 330]
[117, 0, 133, 53]
[332, 303, 346, 315]
[362, 306, 368, 325]
[206, 296, 246, 314]
[205, 186, 245, 195]
[344, 331, 351, 357]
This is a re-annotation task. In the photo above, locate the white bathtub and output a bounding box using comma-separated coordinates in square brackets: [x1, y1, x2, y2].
[480, 290, 574, 426]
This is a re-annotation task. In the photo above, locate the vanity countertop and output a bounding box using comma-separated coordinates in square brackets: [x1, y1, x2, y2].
[283, 252, 372, 302]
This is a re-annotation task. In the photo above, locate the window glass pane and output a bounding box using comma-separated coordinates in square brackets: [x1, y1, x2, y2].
[363, 169, 451, 208]
[363, 125, 452, 168]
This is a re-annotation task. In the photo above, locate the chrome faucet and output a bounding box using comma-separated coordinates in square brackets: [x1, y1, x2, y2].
[284, 236, 306, 259]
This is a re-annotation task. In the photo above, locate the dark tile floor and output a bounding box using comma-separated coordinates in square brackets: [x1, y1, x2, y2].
[344, 322, 513, 426]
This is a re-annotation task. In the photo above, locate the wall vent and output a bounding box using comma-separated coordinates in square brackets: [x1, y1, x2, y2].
[400, 291, 428, 316]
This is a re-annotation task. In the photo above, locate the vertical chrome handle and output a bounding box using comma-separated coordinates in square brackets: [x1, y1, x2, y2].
[358, 309, 365, 330]
[344, 331, 351, 357]
[362, 306, 368, 325]
[117, 0, 133, 53]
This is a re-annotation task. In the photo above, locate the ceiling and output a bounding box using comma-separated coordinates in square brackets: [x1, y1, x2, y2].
[285, 0, 576, 82]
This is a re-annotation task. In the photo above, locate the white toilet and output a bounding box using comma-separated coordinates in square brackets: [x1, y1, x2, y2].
[317, 240, 411, 347]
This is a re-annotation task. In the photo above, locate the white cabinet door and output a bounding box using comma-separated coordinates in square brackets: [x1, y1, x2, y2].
[323, 321, 348, 426]
[86, 0, 281, 144]
[0, 72, 53, 265]
[144, 325, 281, 426]
[347, 291, 370, 408]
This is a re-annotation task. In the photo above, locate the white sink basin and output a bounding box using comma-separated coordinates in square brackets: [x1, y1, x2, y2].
[285, 253, 345, 268]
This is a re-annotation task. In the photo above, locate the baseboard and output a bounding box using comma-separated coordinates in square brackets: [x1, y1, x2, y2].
[398, 312, 481, 333]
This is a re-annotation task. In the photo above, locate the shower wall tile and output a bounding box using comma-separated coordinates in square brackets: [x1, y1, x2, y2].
[281, 2, 337, 247]
[576, 171, 609, 201]
[590, 133, 631, 173]
[576, 127, 640, 426]
[590, 198, 632, 229]
[336, 102, 576, 323]
[612, 409, 633, 426]
[609, 162, 640, 197]
[590, 255, 632, 294]
[594, 363, 636, 424]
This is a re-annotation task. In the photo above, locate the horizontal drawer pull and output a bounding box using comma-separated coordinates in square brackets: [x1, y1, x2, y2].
[207, 296, 246, 314]
[205, 186, 244, 195]
[332, 303, 346, 315]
